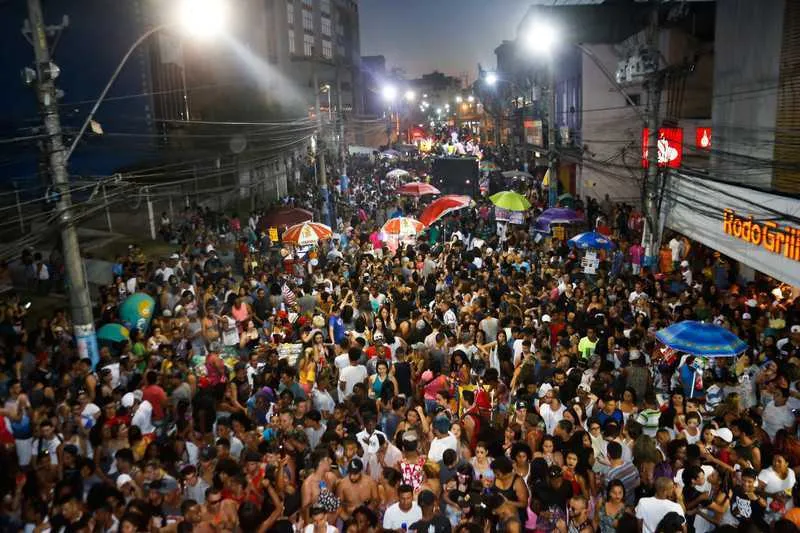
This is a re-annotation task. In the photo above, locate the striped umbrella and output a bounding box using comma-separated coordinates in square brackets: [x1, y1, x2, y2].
[419, 195, 473, 227]
[382, 217, 425, 237]
[281, 222, 333, 246]
[397, 182, 441, 197]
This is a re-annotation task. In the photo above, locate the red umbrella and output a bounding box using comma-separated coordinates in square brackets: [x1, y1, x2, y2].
[397, 182, 441, 197]
[419, 195, 474, 227]
[260, 207, 313, 229]
[282, 222, 333, 245]
[381, 217, 425, 237]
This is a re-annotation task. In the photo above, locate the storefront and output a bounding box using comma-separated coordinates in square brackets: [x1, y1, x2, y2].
[661, 172, 800, 287]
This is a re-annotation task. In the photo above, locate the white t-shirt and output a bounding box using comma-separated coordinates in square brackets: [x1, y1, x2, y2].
[131, 400, 155, 434]
[303, 525, 337, 533]
[758, 467, 796, 507]
[382, 502, 422, 530]
[762, 401, 795, 440]
[539, 402, 566, 435]
[339, 365, 368, 399]
[635, 496, 685, 533]
[334, 353, 351, 370]
[669, 238, 683, 261]
[428, 434, 458, 463]
[673, 464, 715, 489]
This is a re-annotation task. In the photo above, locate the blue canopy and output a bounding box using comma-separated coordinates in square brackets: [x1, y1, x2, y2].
[655, 320, 748, 357]
[568, 231, 615, 250]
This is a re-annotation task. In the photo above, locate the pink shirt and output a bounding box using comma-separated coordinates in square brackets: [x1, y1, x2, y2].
[629, 244, 644, 265]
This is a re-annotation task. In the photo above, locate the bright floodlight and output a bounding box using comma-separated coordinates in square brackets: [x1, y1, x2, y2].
[179, 0, 228, 37]
[404, 90, 416, 102]
[486, 72, 498, 85]
[526, 22, 558, 53]
[436, 108, 442, 114]
[382, 85, 398, 101]
[456, 95, 463, 103]
[467, 95, 475, 103]
[444, 104, 450, 110]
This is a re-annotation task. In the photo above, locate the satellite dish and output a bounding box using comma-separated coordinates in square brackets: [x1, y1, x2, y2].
[230, 135, 247, 154]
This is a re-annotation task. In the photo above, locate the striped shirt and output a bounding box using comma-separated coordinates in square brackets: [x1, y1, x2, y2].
[607, 461, 640, 506]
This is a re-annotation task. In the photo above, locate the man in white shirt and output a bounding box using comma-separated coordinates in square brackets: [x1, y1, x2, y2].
[383, 484, 422, 531]
[628, 281, 648, 304]
[427, 417, 458, 463]
[635, 477, 685, 533]
[669, 237, 683, 264]
[124, 391, 155, 435]
[680, 260, 693, 285]
[762, 388, 796, 440]
[538, 392, 566, 435]
[338, 349, 367, 400]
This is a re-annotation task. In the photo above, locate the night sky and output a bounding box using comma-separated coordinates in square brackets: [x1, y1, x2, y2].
[359, 0, 533, 80]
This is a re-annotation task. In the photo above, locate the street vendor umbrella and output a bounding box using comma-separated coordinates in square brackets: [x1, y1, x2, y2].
[282, 221, 332, 246]
[386, 169, 410, 179]
[260, 207, 313, 229]
[568, 231, 615, 251]
[419, 195, 474, 227]
[397, 182, 441, 197]
[501, 170, 534, 179]
[656, 320, 748, 357]
[489, 190, 531, 212]
[382, 216, 425, 237]
[557, 193, 575, 208]
[97, 323, 130, 343]
[533, 207, 584, 233]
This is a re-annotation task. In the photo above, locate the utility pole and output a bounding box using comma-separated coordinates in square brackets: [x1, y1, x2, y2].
[547, 63, 558, 207]
[642, 3, 662, 268]
[26, 0, 98, 366]
[313, 71, 330, 227]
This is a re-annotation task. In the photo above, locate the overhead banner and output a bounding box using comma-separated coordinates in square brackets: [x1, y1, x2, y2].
[663, 172, 800, 287]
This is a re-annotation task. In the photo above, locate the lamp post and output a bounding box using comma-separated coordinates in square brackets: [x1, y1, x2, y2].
[26, 0, 227, 367]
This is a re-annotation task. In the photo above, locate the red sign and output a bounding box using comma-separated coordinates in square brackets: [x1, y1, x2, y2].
[695, 127, 712, 150]
[642, 127, 683, 168]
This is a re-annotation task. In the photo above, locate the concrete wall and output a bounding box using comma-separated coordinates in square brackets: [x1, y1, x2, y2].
[578, 44, 643, 203]
[712, 0, 784, 188]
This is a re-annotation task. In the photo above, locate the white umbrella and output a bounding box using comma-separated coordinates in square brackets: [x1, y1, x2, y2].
[387, 169, 410, 179]
[501, 170, 534, 179]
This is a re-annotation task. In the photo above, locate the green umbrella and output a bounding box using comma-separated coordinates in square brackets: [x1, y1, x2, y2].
[489, 190, 531, 212]
[97, 323, 130, 343]
[557, 193, 574, 207]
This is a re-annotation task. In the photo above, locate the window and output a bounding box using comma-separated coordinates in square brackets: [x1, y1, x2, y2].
[287, 3, 294, 25]
[321, 0, 330, 14]
[302, 9, 313, 31]
[303, 34, 314, 56]
[288, 29, 296, 54]
[322, 39, 332, 59]
[302, 0, 312, 8]
[321, 16, 331, 36]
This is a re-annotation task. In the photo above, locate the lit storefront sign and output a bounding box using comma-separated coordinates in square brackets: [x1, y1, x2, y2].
[642, 127, 683, 168]
[723, 209, 800, 261]
[695, 127, 712, 150]
[524, 119, 543, 146]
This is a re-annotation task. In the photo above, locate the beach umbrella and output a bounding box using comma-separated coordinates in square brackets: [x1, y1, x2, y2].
[655, 320, 748, 357]
[259, 207, 313, 229]
[397, 182, 441, 197]
[119, 293, 156, 333]
[568, 231, 615, 250]
[533, 207, 584, 233]
[97, 323, 130, 343]
[489, 191, 531, 212]
[282, 222, 333, 246]
[386, 169, 410, 179]
[419, 195, 474, 227]
[382, 217, 425, 237]
[501, 170, 534, 179]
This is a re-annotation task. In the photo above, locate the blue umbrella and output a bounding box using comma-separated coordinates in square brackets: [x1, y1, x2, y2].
[533, 207, 584, 233]
[655, 320, 748, 357]
[568, 231, 615, 250]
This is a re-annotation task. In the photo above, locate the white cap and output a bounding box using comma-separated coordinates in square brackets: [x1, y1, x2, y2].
[121, 392, 136, 408]
[541, 314, 552, 323]
[116, 474, 134, 489]
[772, 287, 784, 300]
[680, 260, 689, 267]
[538, 383, 553, 398]
[169, 253, 180, 260]
[746, 299, 758, 308]
[711, 428, 733, 444]
[742, 313, 752, 320]
[791, 325, 800, 334]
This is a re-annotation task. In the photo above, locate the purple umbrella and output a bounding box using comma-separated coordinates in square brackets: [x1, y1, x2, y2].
[534, 207, 584, 233]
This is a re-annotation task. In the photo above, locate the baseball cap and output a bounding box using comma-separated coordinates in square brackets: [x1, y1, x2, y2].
[742, 313, 752, 320]
[121, 392, 136, 409]
[116, 474, 134, 489]
[680, 260, 689, 267]
[711, 427, 733, 444]
[791, 325, 800, 334]
[347, 458, 364, 474]
[515, 400, 528, 411]
[541, 314, 552, 323]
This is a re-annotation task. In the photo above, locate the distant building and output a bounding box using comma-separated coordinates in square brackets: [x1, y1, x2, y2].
[361, 55, 386, 116]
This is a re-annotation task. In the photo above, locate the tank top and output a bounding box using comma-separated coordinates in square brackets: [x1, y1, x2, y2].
[399, 456, 425, 491]
[231, 304, 249, 324]
[497, 474, 526, 523]
[372, 375, 385, 397]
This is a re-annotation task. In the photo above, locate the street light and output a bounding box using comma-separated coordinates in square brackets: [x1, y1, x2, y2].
[404, 89, 416, 102]
[485, 72, 498, 85]
[456, 95, 463, 103]
[524, 22, 558, 54]
[66, 0, 229, 161]
[382, 85, 398, 101]
[467, 95, 475, 103]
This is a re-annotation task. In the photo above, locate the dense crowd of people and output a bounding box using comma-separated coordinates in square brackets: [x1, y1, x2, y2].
[0, 146, 799, 533]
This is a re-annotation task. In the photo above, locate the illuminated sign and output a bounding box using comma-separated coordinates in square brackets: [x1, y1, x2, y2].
[642, 128, 683, 168]
[723, 209, 800, 261]
[695, 127, 712, 150]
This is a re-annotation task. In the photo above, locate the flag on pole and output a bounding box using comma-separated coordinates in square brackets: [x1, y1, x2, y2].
[542, 169, 550, 187]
